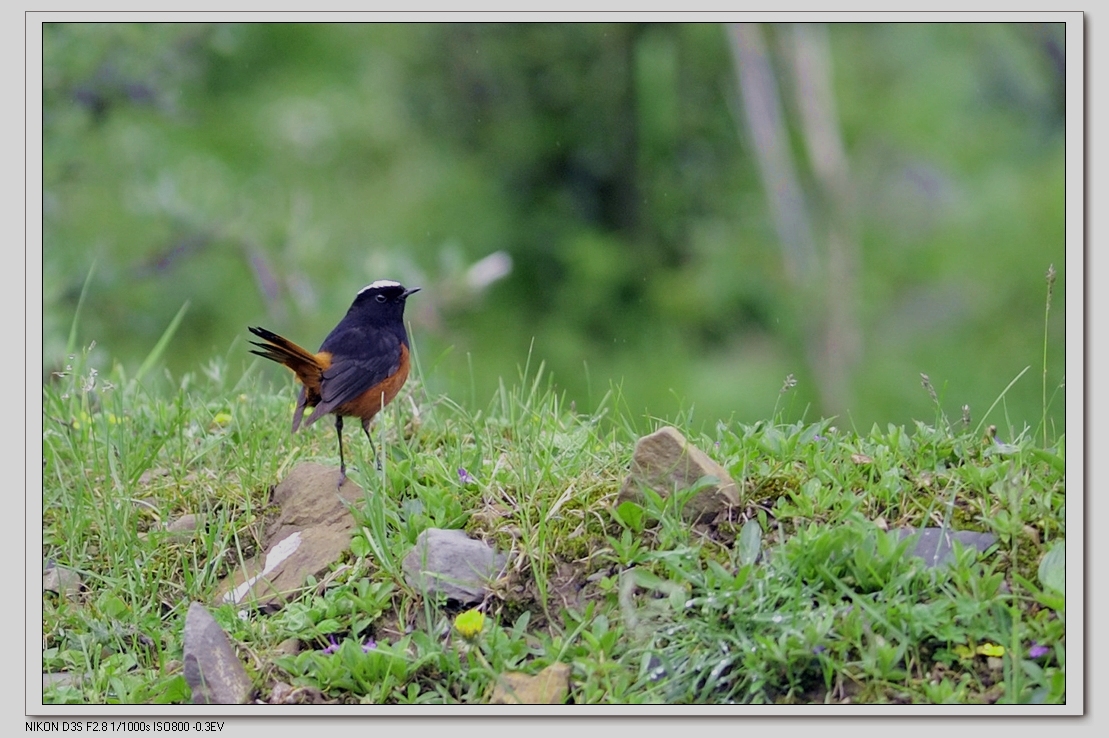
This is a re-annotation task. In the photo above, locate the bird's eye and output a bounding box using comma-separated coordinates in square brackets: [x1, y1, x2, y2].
[375, 294, 387, 303]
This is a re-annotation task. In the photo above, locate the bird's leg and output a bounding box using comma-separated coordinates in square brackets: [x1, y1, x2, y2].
[335, 415, 347, 488]
[361, 418, 382, 470]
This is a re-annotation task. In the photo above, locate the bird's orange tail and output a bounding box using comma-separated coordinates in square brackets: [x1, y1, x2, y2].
[248, 326, 324, 392]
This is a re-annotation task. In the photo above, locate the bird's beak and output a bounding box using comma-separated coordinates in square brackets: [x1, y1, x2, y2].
[402, 287, 421, 299]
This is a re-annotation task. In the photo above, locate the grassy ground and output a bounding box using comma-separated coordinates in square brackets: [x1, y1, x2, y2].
[40, 337, 1066, 705]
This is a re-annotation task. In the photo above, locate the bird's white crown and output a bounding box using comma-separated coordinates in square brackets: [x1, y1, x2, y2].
[359, 279, 403, 294]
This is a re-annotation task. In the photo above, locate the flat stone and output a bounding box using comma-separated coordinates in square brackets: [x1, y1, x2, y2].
[269, 681, 327, 705]
[139, 513, 203, 543]
[402, 528, 508, 605]
[182, 602, 253, 704]
[217, 462, 363, 609]
[274, 638, 301, 657]
[43, 563, 82, 598]
[490, 662, 572, 704]
[897, 527, 997, 568]
[264, 462, 365, 542]
[42, 672, 81, 690]
[167, 513, 201, 533]
[618, 426, 740, 523]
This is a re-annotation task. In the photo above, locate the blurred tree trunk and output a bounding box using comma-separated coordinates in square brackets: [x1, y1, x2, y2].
[728, 22, 860, 418]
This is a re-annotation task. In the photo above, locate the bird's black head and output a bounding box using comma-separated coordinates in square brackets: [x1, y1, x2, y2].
[344, 279, 420, 329]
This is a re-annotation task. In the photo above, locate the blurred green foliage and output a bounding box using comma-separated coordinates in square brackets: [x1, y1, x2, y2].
[42, 22, 1066, 432]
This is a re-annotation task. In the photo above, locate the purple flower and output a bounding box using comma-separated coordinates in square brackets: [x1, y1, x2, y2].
[458, 467, 476, 485]
[1029, 642, 1050, 658]
[321, 635, 340, 655]
[362, 639, 377, 652]
[812, 645, 826, 654]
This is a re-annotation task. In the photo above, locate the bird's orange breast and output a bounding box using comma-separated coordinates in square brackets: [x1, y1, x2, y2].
[333, 344, 411, 421]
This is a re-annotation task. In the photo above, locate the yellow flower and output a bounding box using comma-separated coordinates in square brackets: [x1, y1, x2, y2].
[454, 608, 485, 641]
[977, 642, 1005, 657]
[954, 641, 1005, 659]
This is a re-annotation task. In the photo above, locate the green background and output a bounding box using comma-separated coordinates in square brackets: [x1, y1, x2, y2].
[41, 22, 1067, 433]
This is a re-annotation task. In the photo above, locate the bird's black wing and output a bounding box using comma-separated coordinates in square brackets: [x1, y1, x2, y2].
[306, 327, 402, 422]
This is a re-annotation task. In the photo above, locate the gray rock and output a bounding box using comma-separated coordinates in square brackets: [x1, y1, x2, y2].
[274, 638, 301, 657]
[43, 563, 82, 598]
[167, 513, 201, 533]
[618, 426, 740, 522]
[42, 672, 81, 690]
[403, 528, 508, 604]
[218, 462, 363, 609]
[182, 602, 253, 704]
[139, 513, 202, 543]
[897, 527, 997, 568]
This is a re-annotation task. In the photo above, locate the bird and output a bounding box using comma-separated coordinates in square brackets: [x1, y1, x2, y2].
[248, 280, 420, 487]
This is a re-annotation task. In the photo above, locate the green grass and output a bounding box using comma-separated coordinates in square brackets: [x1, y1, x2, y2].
[40, 339, 1066, 705]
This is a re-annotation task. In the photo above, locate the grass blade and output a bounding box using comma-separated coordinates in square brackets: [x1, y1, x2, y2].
[973, 365, 1030, 437]
[135, 301, 190, 383]
[65, 260, 97, 357]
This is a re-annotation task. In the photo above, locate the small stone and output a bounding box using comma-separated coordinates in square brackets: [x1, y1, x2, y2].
[138, 468, 170, 486]
[43, 672, 81, 690]
[182, 602, 254, 704]
[143, 513, 203, 543]
[618, 426, 739, 523]
[43, 563, 82, 598]
[897, 528, 997, 568]
[490, 662, 572, 704]
[167, 514, 201, 533]
[269, 681, 327, 705]
[402, 528, 508, 605]
[274, 638, 301, 657]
